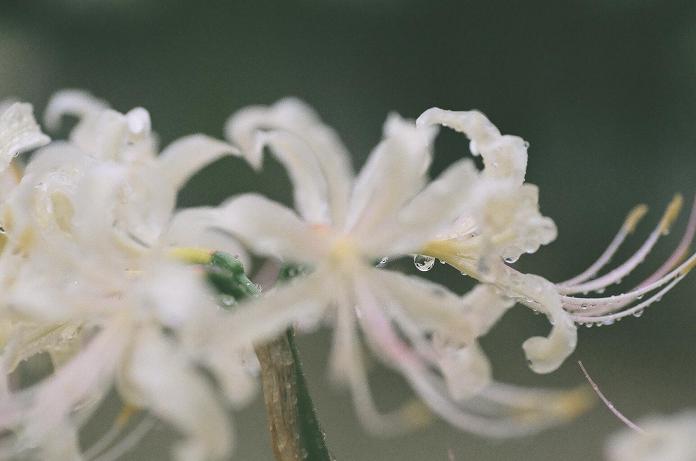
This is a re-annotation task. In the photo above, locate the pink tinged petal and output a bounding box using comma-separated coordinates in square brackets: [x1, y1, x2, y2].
[218, 194, 325, 263]
[327, 287, 420, 435]
[0, 103, 50, 172]
[347, 114, 436, 240]
[157, 135, 239, 191]
[225, 98, 353, 226]
[354, 278, 557, 437]
[126, 329, 232, 461]
[558, 204, 649, 287]
[373, 270, 476, 344]
[367, 159, 478, 256]
[417, 108, 528, 185]
[165, 207, 250, 269]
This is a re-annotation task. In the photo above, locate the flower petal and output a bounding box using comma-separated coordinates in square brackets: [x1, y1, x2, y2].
[165, 207, 250, 269]
[0, 103, 50, 173]
[157, 134, 239, 191]
[417, 108, 528, 185]
[347, 113, 437, 239]
[217, 194, 325, 263]
[365, 159, 477, 256]
[225, 98, 353, 225]
[126, 328, 232, 461]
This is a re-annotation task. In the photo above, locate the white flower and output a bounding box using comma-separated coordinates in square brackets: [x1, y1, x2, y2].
[0, 102, 49, 175]
[416, 109, 695, 374]
[0, 92, 252, 461]
[208, 98, 590, 437]
[606, 410, 696, 461]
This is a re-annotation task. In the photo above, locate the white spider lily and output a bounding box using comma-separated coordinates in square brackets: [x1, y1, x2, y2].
[606, 410, 696, 461]
[415, 109, 694, 374]
[0, 92, 252, 461]
[209, 99, 591, 437]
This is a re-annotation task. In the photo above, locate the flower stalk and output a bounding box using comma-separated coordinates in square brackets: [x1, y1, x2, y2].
[203, 253, 334, 461]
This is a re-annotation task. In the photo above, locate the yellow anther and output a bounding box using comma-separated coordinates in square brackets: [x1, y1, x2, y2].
[115, 404, 139, 428]
[399, 399, 433, 429]
[659, 194, 684, 236]
[16, 227, 35, 254]
[623, 204, 648, 234]
[169, 247, 213, 265]
[551, 386, 595, 420]
[681, 255, 696, 275]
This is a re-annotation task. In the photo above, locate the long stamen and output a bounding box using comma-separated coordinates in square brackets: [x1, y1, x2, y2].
[578, 361, 644, 434]
[558, 204, 648, 287]
[637, 193, 696, 287]
[572, 274, 685, 324]
[559, 195, 683, 295]
[562, 253, 696, 313]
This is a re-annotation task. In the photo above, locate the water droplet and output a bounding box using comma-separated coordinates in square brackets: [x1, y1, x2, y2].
[504, 255, 519, 264]
[376, 257, 389, 268]
[219, 294, 237, 307]
[632, 309, 644, 318]
[584, 322, 594, 328]
[636, 294, 644, 300]
[596, 288, 605, 294]
[523, 141, 530, 149]
[414, 254, 435, 272]
[602, 318, 615, 326]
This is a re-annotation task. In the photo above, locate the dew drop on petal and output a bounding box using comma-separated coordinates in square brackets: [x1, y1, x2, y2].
[503, 255, 519, 264]
[632, 309, 644, 318]
[602, 318, 615, 326]
[414, 254, 435, 272]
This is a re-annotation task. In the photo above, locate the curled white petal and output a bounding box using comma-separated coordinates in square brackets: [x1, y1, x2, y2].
[417, 107, 528, 185]
[0, 103, 50, 173]
[157, 134, 239, 191]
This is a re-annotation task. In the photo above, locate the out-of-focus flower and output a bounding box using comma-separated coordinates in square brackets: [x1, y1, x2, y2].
[209, 98, 591, 437]
[0, 92, 252, 461]
[606, 410, 696, 461]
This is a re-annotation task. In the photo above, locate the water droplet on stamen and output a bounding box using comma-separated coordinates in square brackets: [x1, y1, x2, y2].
[414, 254, 435, 272]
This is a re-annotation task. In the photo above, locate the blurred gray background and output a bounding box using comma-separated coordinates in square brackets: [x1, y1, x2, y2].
[1, 0, 695, 459]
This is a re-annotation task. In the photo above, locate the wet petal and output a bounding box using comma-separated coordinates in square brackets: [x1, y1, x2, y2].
[417, 108, 528, 185]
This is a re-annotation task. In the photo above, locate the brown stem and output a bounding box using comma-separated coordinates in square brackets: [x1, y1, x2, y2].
[255, 334, 305, 461]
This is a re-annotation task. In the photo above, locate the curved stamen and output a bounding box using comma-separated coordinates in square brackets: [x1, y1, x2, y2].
[572, 274, 685, 324]
[559, 195, 683, 295]
[558, 204, 648, 287]
[562, 252, 696, 313]
[88, 416, 156, 461]
[638, 193, 696, 287]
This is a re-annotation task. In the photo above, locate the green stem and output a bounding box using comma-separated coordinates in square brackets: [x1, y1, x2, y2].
[203, 253, 333, 461]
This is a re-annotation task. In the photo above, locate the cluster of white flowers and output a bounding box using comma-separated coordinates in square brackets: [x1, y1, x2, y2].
[0, 91, 691, 460]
